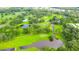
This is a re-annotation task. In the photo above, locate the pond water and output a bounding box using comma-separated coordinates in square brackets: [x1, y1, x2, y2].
[27, 39, 64, 49]
[0, 39, 64, 51]
[0, 48, 15, 51]
[21, 24, 29, 28]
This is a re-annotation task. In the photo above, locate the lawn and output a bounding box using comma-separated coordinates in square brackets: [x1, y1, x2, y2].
[0, 34, 50, 50]
[54, 25, 63, 40]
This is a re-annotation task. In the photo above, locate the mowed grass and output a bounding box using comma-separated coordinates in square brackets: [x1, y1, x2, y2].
[54, 25, 63, 40]
[50, 24, 63, 40]
[0, 34, 50, 50]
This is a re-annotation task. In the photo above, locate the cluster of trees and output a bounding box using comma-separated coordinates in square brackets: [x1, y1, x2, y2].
[62, 23, 79, 51]
[0, 7, 55, 42]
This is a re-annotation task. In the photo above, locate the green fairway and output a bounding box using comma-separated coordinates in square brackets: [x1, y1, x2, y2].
[54, 25, 63, 40]
[0, 34, 50, 50]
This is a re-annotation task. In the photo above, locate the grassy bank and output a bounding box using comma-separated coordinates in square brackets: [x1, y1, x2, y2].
[0, 34, 50, 50]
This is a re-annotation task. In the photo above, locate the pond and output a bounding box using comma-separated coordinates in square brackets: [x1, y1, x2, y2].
[0, 48, 15, 51]
[0, 39, 64, 51]
[27, 39, 64, 49]
[21, 24, 29, 28]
